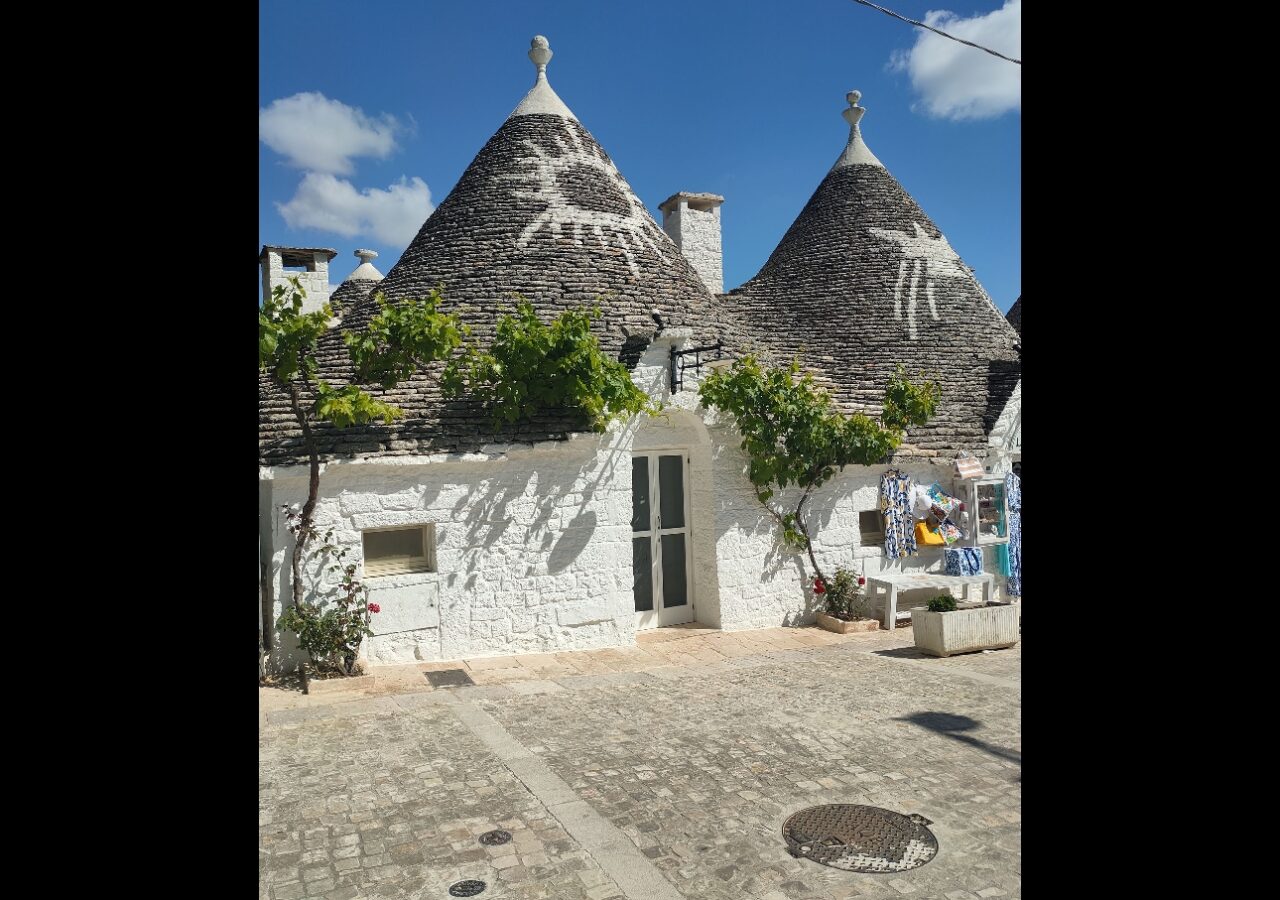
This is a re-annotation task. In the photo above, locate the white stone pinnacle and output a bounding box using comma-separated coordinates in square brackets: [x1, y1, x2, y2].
[349, 248, 384, 281]
[831, 88, 884, 172]
[510, 35, 577, 120]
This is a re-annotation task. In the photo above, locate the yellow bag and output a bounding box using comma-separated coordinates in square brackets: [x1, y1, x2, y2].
[915, 521, 945, 546]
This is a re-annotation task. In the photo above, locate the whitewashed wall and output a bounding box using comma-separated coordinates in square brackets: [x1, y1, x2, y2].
[260, 335, 1018, 670]
[263, 429, 636, 670]
[707, 427, 1002, 629]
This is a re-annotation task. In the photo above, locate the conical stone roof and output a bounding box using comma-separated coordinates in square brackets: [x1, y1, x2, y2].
[260, 37, 732, 466]
[1006, 296, 1021, 337]
[723, 91, 1020, 457]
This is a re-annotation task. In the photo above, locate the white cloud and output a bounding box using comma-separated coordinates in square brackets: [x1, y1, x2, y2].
[259, 92, 403, 174]
[890, 0, 1021, 121]
[277, 173, 434, 246]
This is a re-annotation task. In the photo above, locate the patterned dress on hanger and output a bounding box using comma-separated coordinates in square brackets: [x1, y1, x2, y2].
[1005, 471, 1021, 596]
[880, 469, 917, 559]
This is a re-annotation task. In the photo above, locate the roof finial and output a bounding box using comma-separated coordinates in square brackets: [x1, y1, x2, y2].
[529, 35, 552, 81]
[830, 89, 883, 171]
[355, 248, 378, 264]
[843, 90, 866, 128]
[510, 35, 577, 120]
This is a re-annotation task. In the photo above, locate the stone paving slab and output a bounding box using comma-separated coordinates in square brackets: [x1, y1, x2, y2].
[260, 699, 627, 900]
[479, 647, 1019, 900]
[261, 626, 1020, 898]
[260, 622, 1021, 715]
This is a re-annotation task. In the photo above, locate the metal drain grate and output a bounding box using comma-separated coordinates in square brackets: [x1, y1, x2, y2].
[447, 879, 486, 897]
[478, 829, 512, 846]
[426, 669, 475, 688]
[782, 804, 938, 873]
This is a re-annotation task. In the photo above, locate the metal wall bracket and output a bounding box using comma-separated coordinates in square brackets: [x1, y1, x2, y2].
[669, 342, 723, 393]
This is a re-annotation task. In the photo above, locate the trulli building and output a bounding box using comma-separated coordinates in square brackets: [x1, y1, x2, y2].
[259, 37, 1022, 669]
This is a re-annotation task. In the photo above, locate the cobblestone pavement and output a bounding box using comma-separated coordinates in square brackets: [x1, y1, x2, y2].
[261, 625, 1020, 899]
[260, 695, 629, 900]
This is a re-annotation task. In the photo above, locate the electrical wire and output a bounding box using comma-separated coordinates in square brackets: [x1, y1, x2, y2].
[850, 0, 1022, 65]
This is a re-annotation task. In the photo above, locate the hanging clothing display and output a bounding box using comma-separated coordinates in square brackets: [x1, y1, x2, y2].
[993, 543, 1011, 577]
[880, 469, 917, 559]
[1005, 471, 1021, 596]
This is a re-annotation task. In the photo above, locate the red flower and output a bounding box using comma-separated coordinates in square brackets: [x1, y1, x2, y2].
[813, 578, 825, 594]
[857, 577, 866, 586]
[368, 603, 381, 614]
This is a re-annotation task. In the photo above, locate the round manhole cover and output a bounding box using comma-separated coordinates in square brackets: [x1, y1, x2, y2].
[447, 879, 487, 897]
[782, 804, 938, 873]
[478, 829, 512, 846]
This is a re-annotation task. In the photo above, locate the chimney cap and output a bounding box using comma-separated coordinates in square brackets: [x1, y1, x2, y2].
[658, 192, 725, 214]
[259, 245, 338, 265]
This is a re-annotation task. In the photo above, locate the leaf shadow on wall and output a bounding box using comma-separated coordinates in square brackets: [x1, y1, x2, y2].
[548, 510, 597, 574]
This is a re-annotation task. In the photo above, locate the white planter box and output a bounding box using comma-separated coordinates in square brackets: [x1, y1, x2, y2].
[912, 605, 1019, 657]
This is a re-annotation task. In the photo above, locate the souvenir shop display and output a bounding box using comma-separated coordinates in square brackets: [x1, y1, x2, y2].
[944, 546, 983, 576]
[1005, 471, 1021, 596]
[960, 477, 1009, 546]
[914, 521, 945, 546]
[954, 453, 985, 479]
[879, 469, 917, 558]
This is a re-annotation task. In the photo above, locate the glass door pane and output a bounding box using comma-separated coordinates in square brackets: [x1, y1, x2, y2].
[658, 454, 685, 529]
[975, 481, 1007, 543]
[631, 457, 650, 532]
[633, 537, 653, 611]
[660, 533, 687, 607]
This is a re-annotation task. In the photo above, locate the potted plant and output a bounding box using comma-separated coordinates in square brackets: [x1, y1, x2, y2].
[815, 568, 881, 634]
[912, 593, 1018, 657]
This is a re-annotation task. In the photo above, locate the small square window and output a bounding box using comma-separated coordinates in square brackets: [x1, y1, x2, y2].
[859, 510, 884, 544]
[362, 524, 436, 577]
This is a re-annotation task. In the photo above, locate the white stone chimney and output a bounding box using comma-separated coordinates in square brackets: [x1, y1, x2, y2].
[259, 246, 337, 313]
[658, 193, 724, 295]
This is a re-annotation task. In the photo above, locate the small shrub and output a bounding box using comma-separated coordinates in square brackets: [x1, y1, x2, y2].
[823, 568, 870, 620]
[927, 594, 957, 613]
[277, 515, 378, 676]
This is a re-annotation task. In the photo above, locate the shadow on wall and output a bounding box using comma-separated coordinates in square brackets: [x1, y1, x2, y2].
[549, 510, 596, 573]
[897, 711, 1021, 767]
[442, 431, 623, 585]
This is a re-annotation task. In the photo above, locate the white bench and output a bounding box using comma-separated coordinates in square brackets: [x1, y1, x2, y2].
[864, 572, 997, 631]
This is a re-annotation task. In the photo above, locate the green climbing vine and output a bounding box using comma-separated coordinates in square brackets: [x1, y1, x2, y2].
[444, 298, 653, 431]
[698, 356, 940, 587]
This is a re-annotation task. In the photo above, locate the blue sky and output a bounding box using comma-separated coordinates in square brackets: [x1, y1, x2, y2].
[259, 1, 1020, 311]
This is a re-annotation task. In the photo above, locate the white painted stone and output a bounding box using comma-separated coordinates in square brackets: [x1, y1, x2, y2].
[659, 193, 724, 294]
[261, 325, 1019, 669]
[346, 249, 384, 281]
[510, 36, 578, 120]
[986, 379, 1021, 474]
[912, 605, 1019, 657]
[367, 574, 441, 635]
[556, 598, 617, 627]
[831, 91, 885, 171]
[260, 247, 334, 314]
